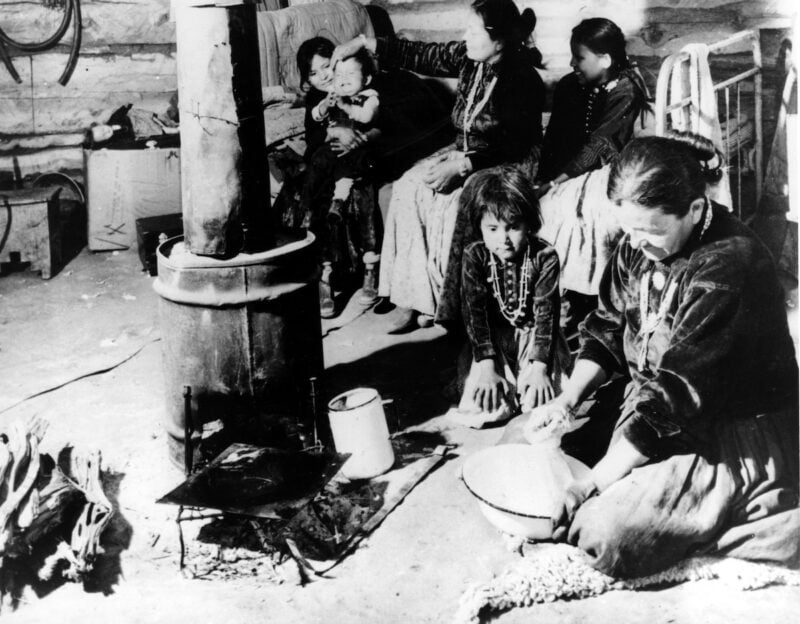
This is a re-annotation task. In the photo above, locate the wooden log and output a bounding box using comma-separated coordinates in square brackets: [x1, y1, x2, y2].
[0, 49, 176, 99]
[0, 50, 176, 134]
[2, 0, 175, 47]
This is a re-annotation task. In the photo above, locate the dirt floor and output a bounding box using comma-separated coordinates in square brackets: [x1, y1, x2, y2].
[1, 246, 799, 624]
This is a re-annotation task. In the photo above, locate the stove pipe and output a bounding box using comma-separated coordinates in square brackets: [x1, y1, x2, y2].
[155, 0, 324, 467]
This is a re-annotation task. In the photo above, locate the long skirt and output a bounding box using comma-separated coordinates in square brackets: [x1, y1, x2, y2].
[378, 147, 465, 316]
[567, 402, 800, 577]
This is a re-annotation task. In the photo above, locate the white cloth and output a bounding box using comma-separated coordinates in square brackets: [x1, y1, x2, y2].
[538, 166, 622, 296]
[659, 43, 733, 208]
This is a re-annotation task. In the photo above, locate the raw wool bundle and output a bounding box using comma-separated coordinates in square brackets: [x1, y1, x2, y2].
[0, 418, 114, 591]
[453, 544, 800, 624]
[0, 419, 47, 562]
[38, 449, 114, 582]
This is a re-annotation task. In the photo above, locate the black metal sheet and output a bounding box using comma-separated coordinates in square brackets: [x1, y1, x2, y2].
[157, 443, 348, 520]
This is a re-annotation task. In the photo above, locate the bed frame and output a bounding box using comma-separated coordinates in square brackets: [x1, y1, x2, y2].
[654, 30, 764, 219]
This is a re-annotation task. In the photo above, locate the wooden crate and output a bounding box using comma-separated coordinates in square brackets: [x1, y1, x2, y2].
[0, 187, 61, 279]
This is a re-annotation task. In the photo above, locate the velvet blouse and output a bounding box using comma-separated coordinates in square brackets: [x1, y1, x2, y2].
[461, 237, 561, 365]
[375, 37, 545, 172]
[539, 70, 645, 182]
[579, 202, 799, 459]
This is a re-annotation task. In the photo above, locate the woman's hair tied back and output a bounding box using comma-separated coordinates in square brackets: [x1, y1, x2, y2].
[667, 130, 725, 184]
[571, 17, 629, 70]
[607, 132, 725, 215]
[471, 0, 537, 48]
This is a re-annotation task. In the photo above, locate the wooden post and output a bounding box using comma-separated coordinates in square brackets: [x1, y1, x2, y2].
[174, 0, 270, 257]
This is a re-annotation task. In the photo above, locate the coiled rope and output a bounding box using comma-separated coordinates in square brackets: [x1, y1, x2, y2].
[0, 0, 82, 86]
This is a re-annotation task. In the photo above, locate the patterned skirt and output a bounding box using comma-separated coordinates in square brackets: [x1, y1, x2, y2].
[567, 402, 800, 577]
[381, 146, 539, 320]
[378, 146, 465, 316]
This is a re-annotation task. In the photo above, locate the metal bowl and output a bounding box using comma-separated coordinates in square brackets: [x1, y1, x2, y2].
[461, 444, 590, 540]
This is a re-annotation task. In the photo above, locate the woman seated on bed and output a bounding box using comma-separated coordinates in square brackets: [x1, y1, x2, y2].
[507, 132, 799, 577]
[332, 0, 545, 334]
[436, 17, 649, 333]
[533, 17, 652, 337]
[537, 17, 650, 192]
[276, 36, 451, 317]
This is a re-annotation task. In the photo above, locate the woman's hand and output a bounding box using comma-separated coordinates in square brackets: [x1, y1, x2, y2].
[551, 436, 649, 541]
[519, 361, 554, 409]
[551, 476, 598, 542]
[471, 359, 511, 413]
[318, 92, 337, 118]
[326, 126, 368, 155]
[535, 174, 569, 198]
[331, 35, 377, 68]
[421, 154, 464, 194]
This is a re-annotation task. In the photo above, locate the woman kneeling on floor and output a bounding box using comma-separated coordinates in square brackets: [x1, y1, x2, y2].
[507, 132, 799, 577]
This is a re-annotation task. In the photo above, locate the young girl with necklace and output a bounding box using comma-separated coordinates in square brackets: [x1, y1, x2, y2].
[452, 166, 570, 425]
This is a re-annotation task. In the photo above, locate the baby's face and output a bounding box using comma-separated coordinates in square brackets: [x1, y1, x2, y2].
[334, 58, 367, 97]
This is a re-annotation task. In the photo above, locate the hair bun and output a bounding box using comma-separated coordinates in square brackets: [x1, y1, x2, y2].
[666, 130, 725, 183]
[699, 154, 724, 183]
[519, 8, 537, 39]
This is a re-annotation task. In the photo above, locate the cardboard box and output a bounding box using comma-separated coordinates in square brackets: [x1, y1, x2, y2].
[85, 145, 181, 250]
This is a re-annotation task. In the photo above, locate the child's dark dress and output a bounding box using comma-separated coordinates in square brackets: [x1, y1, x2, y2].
[453, 237, 570, 421]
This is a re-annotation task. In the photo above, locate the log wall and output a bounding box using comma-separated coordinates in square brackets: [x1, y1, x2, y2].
[0, 1, 795, 148]
[1, 0, 176, 135]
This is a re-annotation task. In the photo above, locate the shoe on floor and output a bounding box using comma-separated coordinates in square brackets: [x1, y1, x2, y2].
[416, 313, 434, 328]
[386, 307, 417, 334]
[320, 291, 336, 318]
[373, 297, 394, 315]
[358, 252, 379, 306]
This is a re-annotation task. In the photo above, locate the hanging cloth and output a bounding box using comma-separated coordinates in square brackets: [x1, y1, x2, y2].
[656, 43, 732, 209]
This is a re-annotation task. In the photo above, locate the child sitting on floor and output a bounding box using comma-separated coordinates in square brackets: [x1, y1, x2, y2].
[448, 166, 571, 428]
[310, 49, 381, 222]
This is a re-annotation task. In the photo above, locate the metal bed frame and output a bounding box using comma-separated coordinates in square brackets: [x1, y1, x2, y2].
[654, 30, 764, 218]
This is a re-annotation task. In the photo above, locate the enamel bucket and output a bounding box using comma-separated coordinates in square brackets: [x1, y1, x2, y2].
[327, 388, 394, 480]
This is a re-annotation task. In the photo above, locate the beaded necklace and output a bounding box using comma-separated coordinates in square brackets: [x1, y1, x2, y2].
[463, 63, 498, 152]
[488, 246, 531, 323]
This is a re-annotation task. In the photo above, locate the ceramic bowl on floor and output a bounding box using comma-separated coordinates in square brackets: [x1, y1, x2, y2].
[460, 444, 590, 540]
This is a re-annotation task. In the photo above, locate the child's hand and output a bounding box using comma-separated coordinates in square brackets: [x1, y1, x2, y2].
[318, 93, 336, 117]
[519, 361, 554, 409]
[472, 360, 512, 413]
